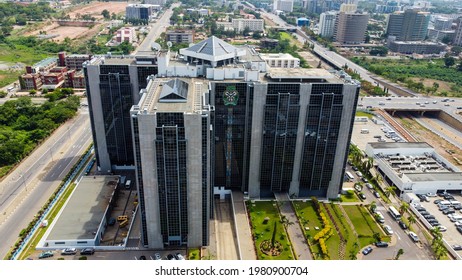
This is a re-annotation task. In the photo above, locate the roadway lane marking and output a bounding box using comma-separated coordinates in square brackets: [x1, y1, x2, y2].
[395, 232, 401, 240]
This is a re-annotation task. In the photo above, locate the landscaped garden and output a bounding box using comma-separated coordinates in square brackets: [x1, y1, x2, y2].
[293, 199, 389, 260]
[246, 201, 294, 260]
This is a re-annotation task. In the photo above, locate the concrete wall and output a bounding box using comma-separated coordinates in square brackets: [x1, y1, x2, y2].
[86, 65, 111, 173]
[137, 113, 164, 248]
[327, 84, 359, 198]
[185, 114, 204, 247]
[289, 83, 311, 197]
[248, 83, 267, 198]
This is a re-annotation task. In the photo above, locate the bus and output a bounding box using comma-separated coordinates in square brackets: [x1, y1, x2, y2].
[345, 171, 354, 182]
[389, 206, 401, 220]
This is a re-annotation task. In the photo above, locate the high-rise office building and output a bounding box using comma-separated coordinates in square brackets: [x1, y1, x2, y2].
[386, 9, 430, 41]
[83, 56, 158, 172]
[86, 37, 360, 248]
[131, 77, 213, 248]
[319, 11, 337, 38]
[334, 12, 369, 44]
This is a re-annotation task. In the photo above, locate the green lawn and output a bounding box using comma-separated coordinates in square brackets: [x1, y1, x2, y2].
[188, 248, 200, 260]
[0, 44, 48, 65]
[0, 70, 22, 88]
[343, 205, 390, 247]
[292, 200, 322, 258]
[247, 201, 294, 260]
[355, 111, 374, 119]
[340, 190, 359, 202]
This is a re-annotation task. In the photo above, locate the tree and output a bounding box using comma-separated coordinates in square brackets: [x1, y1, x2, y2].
[444, 55, 455, 68]
[394, 248, 404, 260]
[451, 46, 462, 56]
[407, 215, 416, 228]
[399, 202, 409, 215]
[101, 9, 110, 19]
[457, 61, 462, 72]
[442, 35, 452, 44]
[384, 185, 396, 198]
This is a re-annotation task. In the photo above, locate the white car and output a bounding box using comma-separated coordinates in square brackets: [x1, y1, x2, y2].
[426, 192, 437, 197]
[409, 231, 420, 242]
[61, 248, 77, 255]
[435, 226, 447, 232]
[383, 225, 393, 235]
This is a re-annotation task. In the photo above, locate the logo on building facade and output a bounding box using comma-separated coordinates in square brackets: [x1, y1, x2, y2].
[223, 86, 239, 106]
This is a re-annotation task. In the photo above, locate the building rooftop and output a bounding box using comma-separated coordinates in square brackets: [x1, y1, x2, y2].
[180, 36, 246, 63]
[368, 142, 433, 149]
[34, 57, 57, 68]
[260, 53, 299, 60]
[265, 68, 335, 81]
[405, 172, 462, 182]
[46, 176, 118, 241]
[136, 77, 208, 114]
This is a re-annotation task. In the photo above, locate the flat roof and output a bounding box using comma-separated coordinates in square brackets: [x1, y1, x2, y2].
[47, 176, 118, 240]
[137, 77, 208, 114]
[368, 142, 432, 149]
[406, 172, 462, 182]
[266, 68, 337, 81]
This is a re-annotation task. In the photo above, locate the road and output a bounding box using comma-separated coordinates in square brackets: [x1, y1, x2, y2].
[0, 107, 91, 258]
[134, 3, 180, 54]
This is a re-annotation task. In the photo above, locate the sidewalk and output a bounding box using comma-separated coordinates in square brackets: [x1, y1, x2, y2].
[231, 191, 257, 260]
[274, 192, 313, 260]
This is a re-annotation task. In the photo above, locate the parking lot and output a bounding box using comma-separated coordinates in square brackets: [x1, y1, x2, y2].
[411, 193, 462, 258]
[351, 116, 403, 151]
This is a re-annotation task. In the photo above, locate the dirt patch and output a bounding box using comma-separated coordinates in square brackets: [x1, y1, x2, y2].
[394, 113, 462, 166]
[67, 1, 129, 20]
[409, 77, 452, 93]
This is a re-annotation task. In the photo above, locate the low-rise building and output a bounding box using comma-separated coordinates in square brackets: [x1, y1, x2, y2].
[365, 142, 462, 195]
[217, 18, 265, 33]
[388, 40, 446, 54]
[260, 53, 300, 68]
[166, 30, 194, 43]
[115, 27, 137, 44]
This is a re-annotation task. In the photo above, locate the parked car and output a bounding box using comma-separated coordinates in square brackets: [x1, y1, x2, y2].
[409, 231, 420, 242]
[361, 177, 368, 183]
[175, 253, 185, 260]
[139, 255, 147, 260]
[375, 241, 389, 248]
[423, 215, 435, 220]
[427, 192, 437, 197]
[80, 248, 95, 255]
[365, 183, 373, 189]
[452, 245, 462, 251]
[39, 251, 54, 259]
[354, 184, 362, 192]
[362, 246, 373, 255]
[415, 206, 426, 212]
[167, 254, 176, 260]
[435, 225, 447, 232]
[358, 193, 367, 200]
[383, 225, 393, 235]
[443, 209, 455, 215]
[454, 205, 462, 210]
[398, 220, 407, 230]
[434, 199, 443, 204]
[153, 253, 162, 260]
[352, 166, 359, 171]
[61, 248, 77, 255]
[457, 226, 462, 235]
[373, 191, 380, 198]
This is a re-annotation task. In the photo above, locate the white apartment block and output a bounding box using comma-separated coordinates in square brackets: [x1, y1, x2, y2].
[144, 0, 166, 5]
[319, 11, 337, 38]
[273, 0, 294, 12]
[115, 27, 137, 44]
[217, 18, 265, 33]
[260, 53, 300, 68]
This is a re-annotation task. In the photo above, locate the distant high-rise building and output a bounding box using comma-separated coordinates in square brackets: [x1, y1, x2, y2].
[319, 11, 337, 38]
[126, 4, 153, 22]
[375, 1, 401, 14]
[339, 3, 357, 13]
[83, 56, 158, 172]
[334, 12, 369, 44]
[453, 17, 462, 46]
[386, 9, 430, 41]
[273, 0, 294, 12]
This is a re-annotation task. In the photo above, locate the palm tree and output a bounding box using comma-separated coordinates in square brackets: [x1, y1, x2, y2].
[373, 173, 383, 187]
[407, 215, 416, 229]
[399, 202, 409, 215]
[395, 248, 404, 260]
[384, 185, 397, 198]
[370, 201, 377, 212]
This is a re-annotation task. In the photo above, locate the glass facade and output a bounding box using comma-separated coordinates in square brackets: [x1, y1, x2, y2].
[299, 84, 345, 197]
[155, 113, 188, 246]
[213, 83, 253, 191]
[260, 84, 300, 197]
[98, 65, 134, 166]
[131, 115, 148, 246]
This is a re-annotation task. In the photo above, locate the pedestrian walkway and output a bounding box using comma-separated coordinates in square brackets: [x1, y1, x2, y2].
[274, 193, 313, 260]
[231, 191, 256, 260]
